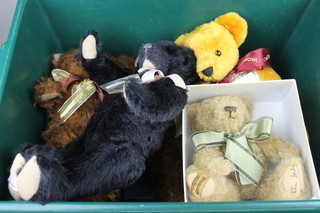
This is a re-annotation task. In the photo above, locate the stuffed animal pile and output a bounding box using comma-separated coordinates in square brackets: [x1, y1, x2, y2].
[8, 31, 196, 204]
[32, 40, 135, 202]
[33, 49, 134, 150]
[7, 11, 313, 205]
[185, 96, 310, 201]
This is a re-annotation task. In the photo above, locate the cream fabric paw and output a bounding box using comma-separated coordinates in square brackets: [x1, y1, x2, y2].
[8, 153, 26, 200]
[256, 157, 310, 200]
[186, 165, 241, 202]
[82, 35, 97, 59]
[16, 156, 41, 201]
[186, 172, 216, 198]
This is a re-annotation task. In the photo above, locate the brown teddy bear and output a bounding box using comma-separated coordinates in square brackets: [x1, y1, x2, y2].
[185, 96, 310, 202]
[33, 49, 135, 149]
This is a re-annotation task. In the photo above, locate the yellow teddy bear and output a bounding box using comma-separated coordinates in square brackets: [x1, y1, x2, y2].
[175, 12, 281, 83]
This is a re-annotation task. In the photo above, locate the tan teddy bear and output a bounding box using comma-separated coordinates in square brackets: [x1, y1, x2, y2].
[185, 96, 310, 202]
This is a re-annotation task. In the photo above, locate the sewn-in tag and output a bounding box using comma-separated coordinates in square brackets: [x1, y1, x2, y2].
[8, 175, 18, 191]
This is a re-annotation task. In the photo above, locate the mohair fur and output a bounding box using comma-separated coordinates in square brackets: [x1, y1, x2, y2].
[147, 126, 184, 202]
[186, 96, 310, 202]
[135, 40, 198, 201]
[32, 43, 135, 202]
[175, 12, 281, 83]
[33, 49, 135, 150]
[8, 31, 196, 204]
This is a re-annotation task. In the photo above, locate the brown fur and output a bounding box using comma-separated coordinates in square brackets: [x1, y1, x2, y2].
[148, 126, 184, 202]
[34, 49, 99, 149]
[34, 49, 135, 149]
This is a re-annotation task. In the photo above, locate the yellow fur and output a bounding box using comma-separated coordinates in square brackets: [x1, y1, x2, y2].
[256, 65, 281, 81]
[175, 12, 247, 82]
[213, 12, 247, 46]
[175, 12, 281, 83]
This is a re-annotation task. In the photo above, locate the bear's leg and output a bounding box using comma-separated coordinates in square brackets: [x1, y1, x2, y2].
[8, 153, 25, 200]
[13, 156, 41, 201]
[77, 30, 128, 85]
[185, 165, 241, 202]
[256, 157, 311, 200]
[61, 141, 146, 200]
[8, 145, 72, 204]
[8, 143, 49, 195]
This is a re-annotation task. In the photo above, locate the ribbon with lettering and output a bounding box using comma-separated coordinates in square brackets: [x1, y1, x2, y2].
[219, 48, 272, 83]
[51, 69, 103, 122]
[192, 116, 273, 185]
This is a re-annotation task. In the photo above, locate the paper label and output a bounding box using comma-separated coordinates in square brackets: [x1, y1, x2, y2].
[8, 175, 18, 191]
[283, 163, 305, 198]
[231, 71, 261, 83]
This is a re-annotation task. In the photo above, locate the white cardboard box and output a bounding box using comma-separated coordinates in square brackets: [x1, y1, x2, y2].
[182, 80, 320, 201]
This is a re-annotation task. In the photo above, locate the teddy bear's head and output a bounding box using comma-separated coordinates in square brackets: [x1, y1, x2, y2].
[135, 40, 198, 85]
[175, 12, 247, 83]
[188, 96, 252, 134]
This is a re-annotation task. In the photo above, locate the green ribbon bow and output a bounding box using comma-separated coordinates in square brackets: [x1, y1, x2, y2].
[192, 116, 273, 185]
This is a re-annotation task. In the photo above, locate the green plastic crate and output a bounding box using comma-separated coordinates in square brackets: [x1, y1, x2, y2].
[0, 0, 320, 212]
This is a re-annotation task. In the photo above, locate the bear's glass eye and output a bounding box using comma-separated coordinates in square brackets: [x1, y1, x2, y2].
[215, 50, 222, 56]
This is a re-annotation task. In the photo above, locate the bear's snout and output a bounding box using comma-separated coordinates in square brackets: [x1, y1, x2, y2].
[202, 67, 213, 77]
[224, 106, 237, 119]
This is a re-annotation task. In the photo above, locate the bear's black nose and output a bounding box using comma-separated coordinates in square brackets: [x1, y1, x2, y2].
[202, 67, 213, 77]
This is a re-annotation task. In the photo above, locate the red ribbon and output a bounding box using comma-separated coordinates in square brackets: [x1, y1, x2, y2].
[218, 48, 272, 83]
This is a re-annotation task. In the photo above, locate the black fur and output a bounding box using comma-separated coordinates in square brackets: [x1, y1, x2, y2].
[76, 30, 128, 85]
[136, 40, 199, 85]
[13, 31, 196, 204]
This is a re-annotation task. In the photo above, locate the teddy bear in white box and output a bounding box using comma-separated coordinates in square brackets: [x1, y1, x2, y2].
[185, 96, 310, 202]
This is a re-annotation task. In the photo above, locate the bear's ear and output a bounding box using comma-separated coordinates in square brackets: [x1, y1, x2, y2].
[214, 12, 248, 47]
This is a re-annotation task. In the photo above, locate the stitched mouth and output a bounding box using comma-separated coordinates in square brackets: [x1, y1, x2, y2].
[224, 106, 237, 119]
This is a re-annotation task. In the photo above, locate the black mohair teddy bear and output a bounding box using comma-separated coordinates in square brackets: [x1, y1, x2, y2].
[7, 31, 197, 204]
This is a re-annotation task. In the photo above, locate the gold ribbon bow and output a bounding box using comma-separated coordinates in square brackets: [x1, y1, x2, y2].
[192, 116, 273, 185]
[51, 69, 97, 122]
